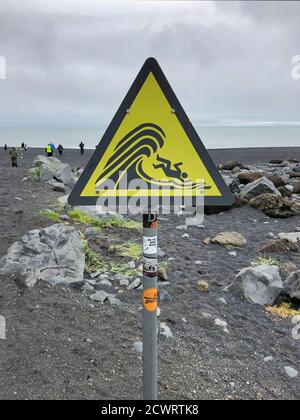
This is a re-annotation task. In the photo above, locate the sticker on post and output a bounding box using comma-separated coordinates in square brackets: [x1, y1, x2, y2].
[143, 236, 157, 255]
[143, 288, 158, 312]
[143, 257, 157, 277]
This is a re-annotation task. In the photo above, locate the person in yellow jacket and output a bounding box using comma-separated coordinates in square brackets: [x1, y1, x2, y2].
[46, 144, 53, 157]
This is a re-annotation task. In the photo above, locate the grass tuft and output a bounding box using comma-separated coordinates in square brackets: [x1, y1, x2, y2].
[266, 302, 300, 319]
[84, 241, 104, 273]
[115, 241, 142, 261]
[68, 209, 141, 230]
[39, 210, 60, 223]
[252, 256, 280, 267]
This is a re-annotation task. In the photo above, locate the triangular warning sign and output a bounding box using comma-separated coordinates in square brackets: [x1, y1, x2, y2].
[69, 58, 234, 208]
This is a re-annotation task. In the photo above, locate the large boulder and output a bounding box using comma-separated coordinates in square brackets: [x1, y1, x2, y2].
[211, 231, 247, 247]
[0, 224, 85, 288]
[221, 161, 244, 171]
[250, 193, 300, 218]
[283, 271, 300, 300]
[33, 155, 77, 188]
[266, 175, 286, 188]
[238, 172, 262, 185]
[230, 265, 283, 305]
[240, 177, 280, 200]
[259, 239, 299, 253]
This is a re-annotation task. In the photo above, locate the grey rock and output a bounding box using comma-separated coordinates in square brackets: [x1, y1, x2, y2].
[230, 265, 283, 305]
[0, 224, 85, 287]
[160, 322, 173, 339]
[159, 289, 172, 303]
[240, 177, 280, 200]
[119, 278, 130, 287]
[84, 227, 99, 238]
[82, 283, 94, 293]
[90, 290, 109, 303]
[108, 296, 122, 306]
[99, 279, 112, 287]
[284, 366, 298, 379]
[133, 341, 143, 353]
[127, 278, 142, 290]
[283, 271, 300, 300]
[278, 232, 300, 244]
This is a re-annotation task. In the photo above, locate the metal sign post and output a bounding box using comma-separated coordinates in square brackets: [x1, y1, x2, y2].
[142, 213, 158, 400]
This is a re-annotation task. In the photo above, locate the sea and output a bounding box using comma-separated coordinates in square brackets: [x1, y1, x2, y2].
[0, 124, 299, 150]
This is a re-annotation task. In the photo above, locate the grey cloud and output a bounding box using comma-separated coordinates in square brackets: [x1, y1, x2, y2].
[0, 0, 299, 127]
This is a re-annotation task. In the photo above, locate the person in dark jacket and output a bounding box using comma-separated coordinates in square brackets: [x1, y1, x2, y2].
[79, 142, 85, 155]
[58, 144, 64, 156]
[9, 147, 19, 167]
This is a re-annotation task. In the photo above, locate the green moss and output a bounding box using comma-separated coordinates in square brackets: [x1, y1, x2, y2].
[39, 210, 60, 223]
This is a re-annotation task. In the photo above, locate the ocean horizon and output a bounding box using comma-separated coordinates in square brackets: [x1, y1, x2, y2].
[0, 124, 299, 150]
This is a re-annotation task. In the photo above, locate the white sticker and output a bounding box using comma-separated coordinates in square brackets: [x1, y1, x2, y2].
[143, 236, 157, 255]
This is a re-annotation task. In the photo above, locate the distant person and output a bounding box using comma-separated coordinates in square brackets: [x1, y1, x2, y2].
[4, 144, 7, 151]
[58, 144, 64, 156]
[46, 144, 53, 157]
[50, 142, 55, 153]
[79, 141, 85, 155]
[9, 147, 19, 167]
[24, 144, 28, 151]
[21, 142, 25, 150]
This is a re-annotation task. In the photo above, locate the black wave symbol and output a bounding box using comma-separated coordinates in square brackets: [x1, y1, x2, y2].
[95, 123, 165, 188]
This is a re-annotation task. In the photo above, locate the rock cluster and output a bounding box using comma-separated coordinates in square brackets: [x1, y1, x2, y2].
[31, 155, 79, 193]
[219, 159, 300, 218]
[0, 224, 85, 287]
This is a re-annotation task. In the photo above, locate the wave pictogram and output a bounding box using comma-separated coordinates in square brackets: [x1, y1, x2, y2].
[95, 123, 210, 191]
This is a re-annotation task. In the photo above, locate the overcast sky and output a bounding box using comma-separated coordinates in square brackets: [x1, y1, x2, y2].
[0, 0, 300, 129]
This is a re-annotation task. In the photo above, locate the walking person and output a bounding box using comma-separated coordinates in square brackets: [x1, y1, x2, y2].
[4, 144, 7, 151]
[50, 142, 55, 153]
[46, 144, 53, 157]
[58, 144, 64, 156]
[9, 147, 19, 167]
[79, 141, 85, 155]
[21, 141, 25, 150]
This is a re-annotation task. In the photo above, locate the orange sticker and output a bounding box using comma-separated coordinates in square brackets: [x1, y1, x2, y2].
[143, 288, 158, 312]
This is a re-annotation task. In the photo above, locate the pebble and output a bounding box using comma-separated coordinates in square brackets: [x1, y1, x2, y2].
[133, 342, 143, 353]
[159, 290, 171, 303]
[89, 290, 109, 303]
[99, 279, 112, 287]
[181, 233, 190, 239]
[264, 356, 273, 362]
[219, 298, 227, 305]
[127, 278, 142, 290]
[82, 283, 94, 293]
[284, 366, 298, 379]
[128, 261, 136, 269]
[119, 279, 130, 287]
[214, 318, 229, 334]
[160, 323, 173, 339]
[108, 296, 122, 306]
[195, 260, 202, 265]
[176, 225, 187, 231]
[197, 280, 209, 293]
[228, 251, 237, 257]
[90, 270, 102, 279]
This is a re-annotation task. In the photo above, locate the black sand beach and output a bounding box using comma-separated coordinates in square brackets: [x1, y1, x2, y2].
[0, 147, 299, 400]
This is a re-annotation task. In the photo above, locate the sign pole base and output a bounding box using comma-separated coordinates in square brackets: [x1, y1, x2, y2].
[142, 212, 158, 400]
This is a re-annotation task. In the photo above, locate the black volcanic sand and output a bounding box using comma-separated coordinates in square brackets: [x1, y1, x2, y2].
[0, 147, 300, 400]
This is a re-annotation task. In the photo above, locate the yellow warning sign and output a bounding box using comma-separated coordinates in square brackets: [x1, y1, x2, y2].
[69, 58, 234, 207]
